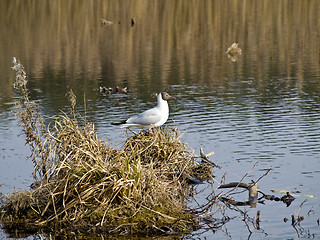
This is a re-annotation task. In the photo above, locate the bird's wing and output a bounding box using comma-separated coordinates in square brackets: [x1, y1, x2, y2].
[126, 108, 162, 126]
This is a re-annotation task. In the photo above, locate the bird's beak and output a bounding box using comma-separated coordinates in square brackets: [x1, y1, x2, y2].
[169, 96, 176, 100]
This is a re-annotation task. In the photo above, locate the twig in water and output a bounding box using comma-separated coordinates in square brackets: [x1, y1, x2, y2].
[194, 148, 221, 168]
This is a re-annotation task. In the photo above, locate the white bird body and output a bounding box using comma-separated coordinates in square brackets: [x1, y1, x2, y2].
[112, 92, 175, 128]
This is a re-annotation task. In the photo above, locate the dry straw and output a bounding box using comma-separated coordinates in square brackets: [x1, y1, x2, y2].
[0, 58, 214, 237]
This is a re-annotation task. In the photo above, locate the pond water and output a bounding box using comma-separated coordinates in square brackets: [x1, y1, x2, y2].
[0, 1, 320, 239]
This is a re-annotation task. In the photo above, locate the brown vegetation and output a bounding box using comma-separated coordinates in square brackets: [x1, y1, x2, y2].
[0, 58, 210, 237]
[0, 58, 294, 238]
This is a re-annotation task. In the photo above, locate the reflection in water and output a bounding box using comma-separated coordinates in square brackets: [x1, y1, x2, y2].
[0, 0, 319, 98]
[0, 0, 320, 239]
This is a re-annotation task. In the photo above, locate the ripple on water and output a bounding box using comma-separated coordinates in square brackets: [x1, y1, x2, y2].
[171, 92, 320, 160]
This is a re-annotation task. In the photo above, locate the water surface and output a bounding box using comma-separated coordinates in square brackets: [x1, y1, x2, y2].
[0, 1, 319, 239]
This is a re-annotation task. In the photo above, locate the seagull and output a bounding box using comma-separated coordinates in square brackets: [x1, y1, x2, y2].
[111, 92, 175, 128]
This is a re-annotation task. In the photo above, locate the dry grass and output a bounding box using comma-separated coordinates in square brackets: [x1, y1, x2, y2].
[1, 58, 280, 239]
[0, 58, 208, 236]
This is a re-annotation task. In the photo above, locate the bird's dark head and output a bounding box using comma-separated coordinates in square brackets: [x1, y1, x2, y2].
[161, 92, 176, 100]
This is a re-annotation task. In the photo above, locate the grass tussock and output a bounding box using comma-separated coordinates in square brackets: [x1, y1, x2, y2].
[0, 58, 206, 236]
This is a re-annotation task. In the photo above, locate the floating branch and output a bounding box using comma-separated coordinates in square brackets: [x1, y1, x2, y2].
[218, 181, 259, 207]
[218, 181, 295, 207]
[101, 18, 114, 26]
[226, 42, 242, 62]
[199, 148, 221, 168]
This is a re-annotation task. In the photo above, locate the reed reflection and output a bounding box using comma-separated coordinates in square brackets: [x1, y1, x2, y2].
[0, 0, 319, 99]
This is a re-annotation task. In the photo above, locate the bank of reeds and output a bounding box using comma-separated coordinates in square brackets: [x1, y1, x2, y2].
[0, 58, 212, 236]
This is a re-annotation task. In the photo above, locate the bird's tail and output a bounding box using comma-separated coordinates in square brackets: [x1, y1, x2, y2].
[111, 120, 127, 125]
